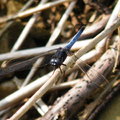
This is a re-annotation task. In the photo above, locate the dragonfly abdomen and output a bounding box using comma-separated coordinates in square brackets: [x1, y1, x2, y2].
[64, 27, 84, 50]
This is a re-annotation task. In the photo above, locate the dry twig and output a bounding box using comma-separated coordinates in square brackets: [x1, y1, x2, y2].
[8, 16, 120, 120]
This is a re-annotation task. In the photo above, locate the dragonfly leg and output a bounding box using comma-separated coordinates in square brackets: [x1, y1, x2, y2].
[51, 69, 56, 76]
[61, 64, 66, 67]
[59, 66, 63, 74]
[58, 64, 67, 76]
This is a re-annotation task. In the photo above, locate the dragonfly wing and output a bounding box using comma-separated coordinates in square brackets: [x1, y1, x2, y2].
[0, 48, 58, 78]
[69, 57, 107, 84]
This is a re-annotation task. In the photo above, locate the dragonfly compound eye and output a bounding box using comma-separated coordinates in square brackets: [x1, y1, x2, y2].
[50, 58, 62, 66]
[50, 59, 57, 66]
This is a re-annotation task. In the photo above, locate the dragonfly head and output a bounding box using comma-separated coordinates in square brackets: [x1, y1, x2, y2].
[50, 58, 63, 68]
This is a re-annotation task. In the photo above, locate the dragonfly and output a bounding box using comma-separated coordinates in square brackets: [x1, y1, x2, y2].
[0, 27, 84, 79]
[49, 27, 84, 72]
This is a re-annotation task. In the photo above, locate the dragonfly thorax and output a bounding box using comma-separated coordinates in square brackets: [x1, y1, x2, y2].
[49, 48, 68, 68]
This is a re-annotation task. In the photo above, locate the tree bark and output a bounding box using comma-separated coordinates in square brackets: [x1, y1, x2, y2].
[40, 40, 118, 120]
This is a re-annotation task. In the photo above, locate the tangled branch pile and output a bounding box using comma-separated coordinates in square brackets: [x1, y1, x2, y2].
[0, 0, 120, 120]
